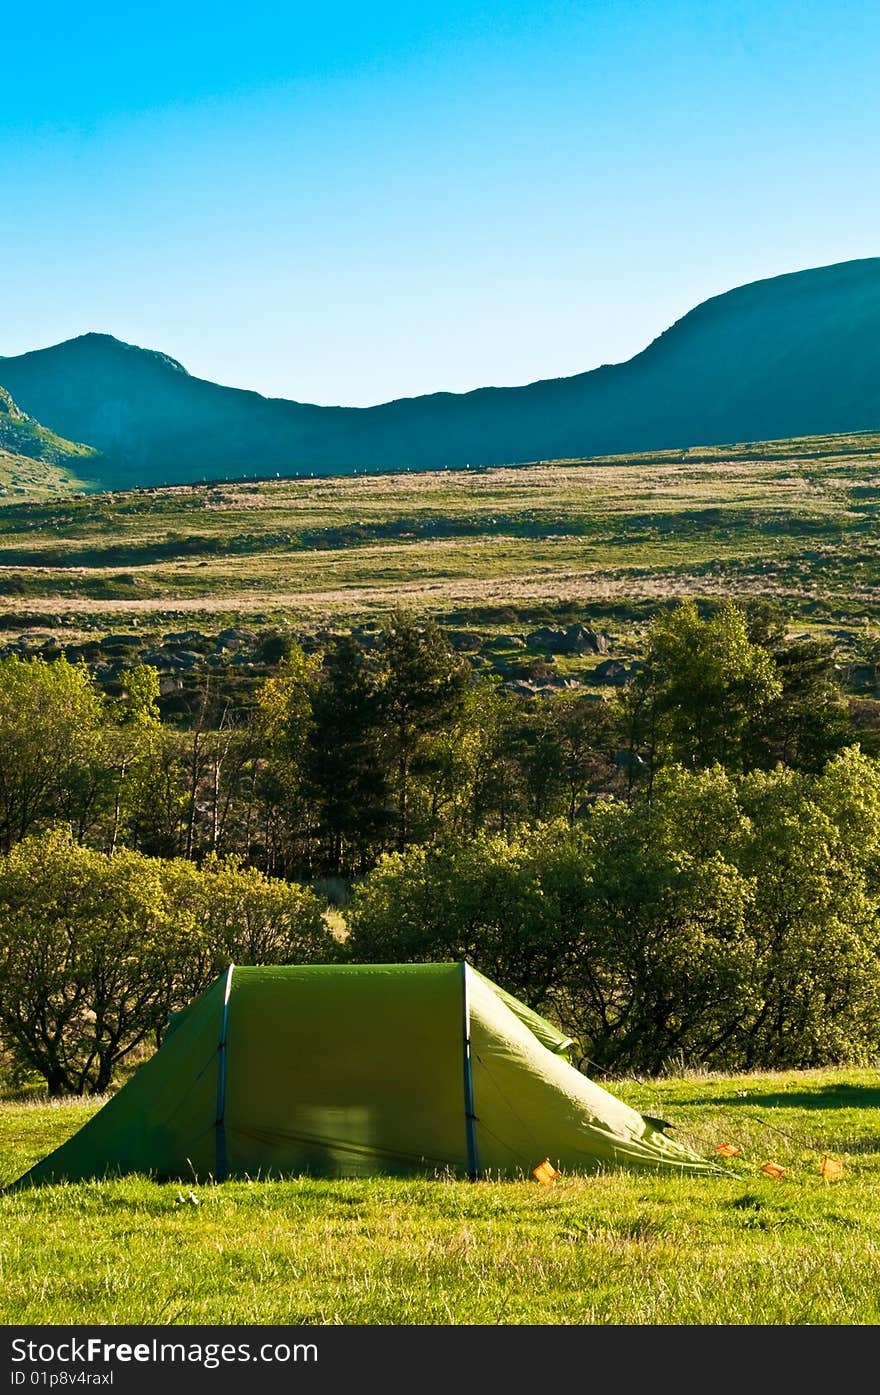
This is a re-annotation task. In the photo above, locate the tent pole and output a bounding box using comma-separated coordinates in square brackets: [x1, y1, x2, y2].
[460, 961, 480, 1181]
[214, 963, 235, 1182]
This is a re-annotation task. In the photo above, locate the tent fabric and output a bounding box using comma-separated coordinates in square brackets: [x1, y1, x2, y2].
[472, 969, 576, 1060]
[11, 963, 714, 1186]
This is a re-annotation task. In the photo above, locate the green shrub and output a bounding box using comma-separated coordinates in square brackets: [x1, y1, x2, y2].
[0, 831, 334, 1094]
[348, 753, 880, 1072]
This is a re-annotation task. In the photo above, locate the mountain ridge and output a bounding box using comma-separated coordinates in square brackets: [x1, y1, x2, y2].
[2, 256, 879, 489]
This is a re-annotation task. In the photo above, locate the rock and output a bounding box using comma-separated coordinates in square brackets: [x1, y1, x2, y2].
[141, 649, 199, 672]
[843, 663, 877, 693]
[541, 675, 583, 690]
[593, 659, 629, 686]
[562, 624, 608, 655]
[163, 630, 206, 645]
[450, 632, 484, 652]
[525, 624, 608, 655]
[526, 627, 567, 652]
[215, 627, 257, 648]
[100, 634, 143, 650]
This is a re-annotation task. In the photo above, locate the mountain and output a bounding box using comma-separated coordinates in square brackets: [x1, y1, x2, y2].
[0, 385, 97, 498]
[2, 257, 880, 489]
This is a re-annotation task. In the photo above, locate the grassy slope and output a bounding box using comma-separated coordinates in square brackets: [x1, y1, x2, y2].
[0, 448, 93, 502]
[1, 430, 879, 639]
[2, 1068, 878, 1324]
[0, 386, 96, 500]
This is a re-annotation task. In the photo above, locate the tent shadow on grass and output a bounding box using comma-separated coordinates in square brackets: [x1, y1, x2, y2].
[722, 1085, 880, 1111]
[671, 1084, 880, 1111]
[832, 1138, 880, 1154]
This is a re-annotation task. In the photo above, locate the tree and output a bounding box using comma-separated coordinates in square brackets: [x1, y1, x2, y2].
[253, 645, 317, 875]
[0, 832, 335, 1094]
[0, 656, 115, 852]
[105, 663, 163, 853]
[412, 678, 523, 841]
[0, 830, 195, 1094]
[347, 825, 587, 1008]
[756, 636, 852, 771]
[379, 611, 470, 849]
[546, 785, 757, 1072]
[303, 637, 391, 875]
[158, 854, 336, 1002]
[527, 694, 615, 822]
[348, 754, 880, 1073]
[733, 752, 880, 1066]
[620, 602, 781, 781]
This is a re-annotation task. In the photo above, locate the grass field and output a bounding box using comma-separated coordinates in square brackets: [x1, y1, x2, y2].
[2, 431, 880, 645]
[0, 448, 94, 504]
[2, 1068, 879, 1325]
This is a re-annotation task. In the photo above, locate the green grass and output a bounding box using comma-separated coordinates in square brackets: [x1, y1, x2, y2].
[2, 1068, 879, 1324]
[0, 386, 98, 500]
[2, 429, 880, 643]
[0, 449, 94, 503]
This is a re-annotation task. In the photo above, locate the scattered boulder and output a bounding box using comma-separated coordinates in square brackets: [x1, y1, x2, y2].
[593, 659, 629, 686]
[450, 632, 484, 652]
[215, 627, 257, 649]
[526, 624, 608, 655]
[481, 633, 526, 651]
[841, 662, 877, 693]
[541, 675, 583, 690]
[526, 627, 567, 652]
[141, 649, 200, 672]
[562, 624, 608, 655]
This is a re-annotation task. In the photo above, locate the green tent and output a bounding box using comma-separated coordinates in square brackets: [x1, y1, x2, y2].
[13, 963, 713, 1185]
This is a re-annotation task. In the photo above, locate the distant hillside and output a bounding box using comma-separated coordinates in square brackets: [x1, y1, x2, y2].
[2, 258, 880, 489]
[0, 386, 96, 498]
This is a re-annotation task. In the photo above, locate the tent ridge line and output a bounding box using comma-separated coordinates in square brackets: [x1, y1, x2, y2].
[460, 960, 480, 1182]
[214, 962, 235, 1183]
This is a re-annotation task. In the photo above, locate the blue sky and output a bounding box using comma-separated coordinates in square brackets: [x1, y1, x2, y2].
[2, 1, 879, 405]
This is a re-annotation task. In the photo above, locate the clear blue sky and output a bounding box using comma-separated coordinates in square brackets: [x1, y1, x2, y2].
[2, 1, 879, 405]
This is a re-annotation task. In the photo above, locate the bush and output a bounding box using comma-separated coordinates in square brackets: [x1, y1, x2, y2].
[347, 826, 588, 1007]
[0, 831, 334, 1094]
[160, 853, 337, 1002]
[348, 753, 880, 1072]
